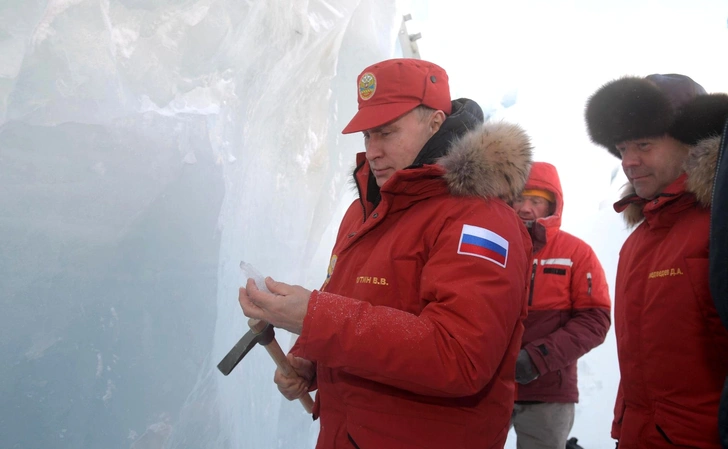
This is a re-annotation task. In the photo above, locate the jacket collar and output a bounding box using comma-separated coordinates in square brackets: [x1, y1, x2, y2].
[614, 174, 689, 227]
[614, 135, 720, 227]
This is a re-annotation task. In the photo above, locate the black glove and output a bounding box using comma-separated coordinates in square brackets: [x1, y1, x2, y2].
[515, 349, 540, 384]
[566, 437, 584, 449]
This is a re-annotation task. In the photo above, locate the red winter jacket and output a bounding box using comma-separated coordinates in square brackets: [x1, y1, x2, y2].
[292, 122, 533, 449]
[516, 162, 611, 403]
[611, 149, 728, 448]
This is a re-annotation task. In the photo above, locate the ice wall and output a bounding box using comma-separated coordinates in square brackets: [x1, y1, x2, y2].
[0, 1, 398, 448]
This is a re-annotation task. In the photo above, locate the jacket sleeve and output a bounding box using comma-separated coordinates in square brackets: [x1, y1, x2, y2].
[524, 241, 611, 375]
[289, 338, 318, 392]
[293, 214, 531, 398]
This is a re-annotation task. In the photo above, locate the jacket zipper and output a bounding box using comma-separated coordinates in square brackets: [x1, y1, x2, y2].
[587, 272, 592, 296]
[528, 259, 537, 306]
[352, 161, 367, 223]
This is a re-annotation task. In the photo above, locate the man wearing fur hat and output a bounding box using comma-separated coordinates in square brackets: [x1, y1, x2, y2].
[586, 74, 728, 449]
[510, 162, 611, 449]
[238, 58, 534, 448]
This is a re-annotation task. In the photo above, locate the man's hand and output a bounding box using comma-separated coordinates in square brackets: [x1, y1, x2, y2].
[274, 353, 315, 400]
[238, 277, 311, 335]
[515, 349, 540, 384]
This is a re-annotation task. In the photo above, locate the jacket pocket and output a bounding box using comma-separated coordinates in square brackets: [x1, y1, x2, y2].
[347, 405, 465, 449]
[685, 258, 728, 341]
[537, 262, 572, 306]
[654, 400, 718, 447]
[347, 433, 361, 449]
[528, 368, 562, 392]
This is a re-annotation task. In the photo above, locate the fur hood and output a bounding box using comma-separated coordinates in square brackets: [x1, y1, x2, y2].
[438, 121, 533, 203]
[352, 108, 532, 210]
[619, 135, 721, 226]
[352, 99, 533, 208]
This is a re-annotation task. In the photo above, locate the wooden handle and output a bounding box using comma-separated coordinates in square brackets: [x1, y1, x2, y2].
[263, 339, 315, 414]
[248, 318, 315, 414]
[248, 318, 267, 333]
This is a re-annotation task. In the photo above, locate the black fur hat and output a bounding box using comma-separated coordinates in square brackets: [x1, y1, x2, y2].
[585, 74, 713, 158]
[670, 93, 728, 145]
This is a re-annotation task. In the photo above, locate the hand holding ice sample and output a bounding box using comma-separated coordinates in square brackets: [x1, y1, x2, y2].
[238, 275, 311, 335]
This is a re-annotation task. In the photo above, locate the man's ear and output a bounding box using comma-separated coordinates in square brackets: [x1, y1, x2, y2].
[429, 110, 446, 135]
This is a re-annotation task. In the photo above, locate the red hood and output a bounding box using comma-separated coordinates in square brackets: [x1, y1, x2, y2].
[523, 162, 563, 250]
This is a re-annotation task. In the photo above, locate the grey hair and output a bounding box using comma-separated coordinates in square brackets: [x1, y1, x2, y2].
[414, 105, 437, 122]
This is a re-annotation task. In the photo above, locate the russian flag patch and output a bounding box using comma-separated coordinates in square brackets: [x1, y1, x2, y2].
[457, 224, 509, 268]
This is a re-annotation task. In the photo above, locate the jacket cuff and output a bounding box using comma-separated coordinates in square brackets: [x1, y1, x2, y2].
[295, 289, 321, 359]
[524, 343, 550, 376]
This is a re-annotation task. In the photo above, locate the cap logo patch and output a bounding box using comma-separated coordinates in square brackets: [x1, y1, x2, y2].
[358, 73, 376, 101]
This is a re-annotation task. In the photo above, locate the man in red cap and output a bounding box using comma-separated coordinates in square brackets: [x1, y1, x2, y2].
[509, 162, 611, 449]
[586, 74, 728, 449]
[238, 58, 534, 448]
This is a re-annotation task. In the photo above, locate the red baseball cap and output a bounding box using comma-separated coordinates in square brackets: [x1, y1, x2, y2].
[341, 58, 452, 134]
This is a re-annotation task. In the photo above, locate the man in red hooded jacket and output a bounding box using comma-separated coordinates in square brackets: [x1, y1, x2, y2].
[586, 74, 728, 448]
[509, 161, 611, 449]
[238, 59, 534, 448]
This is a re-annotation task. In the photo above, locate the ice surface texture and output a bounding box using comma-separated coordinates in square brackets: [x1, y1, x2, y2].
[0, 1, 398, 448]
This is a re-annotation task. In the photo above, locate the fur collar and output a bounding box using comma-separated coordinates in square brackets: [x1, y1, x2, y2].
[438, 121, 532, 202]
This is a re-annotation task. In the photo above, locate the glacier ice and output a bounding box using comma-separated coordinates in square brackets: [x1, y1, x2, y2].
[0, 1, 400, 448]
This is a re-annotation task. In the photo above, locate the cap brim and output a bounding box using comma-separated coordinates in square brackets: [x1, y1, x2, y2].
[341, 102, 420, 134]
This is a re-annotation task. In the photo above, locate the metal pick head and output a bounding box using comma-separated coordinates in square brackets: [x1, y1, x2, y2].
[216, 329, 261, 376]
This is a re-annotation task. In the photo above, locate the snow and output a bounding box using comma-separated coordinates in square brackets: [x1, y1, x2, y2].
[1, 0, 726, 448]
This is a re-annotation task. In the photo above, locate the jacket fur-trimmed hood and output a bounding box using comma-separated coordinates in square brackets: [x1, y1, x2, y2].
[618, 135, 721, 226]
[438, 121, 533, 202]
[685, 135, 722, 207]
[351, 112, 533, 210]
[352, 98, 533, 208]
